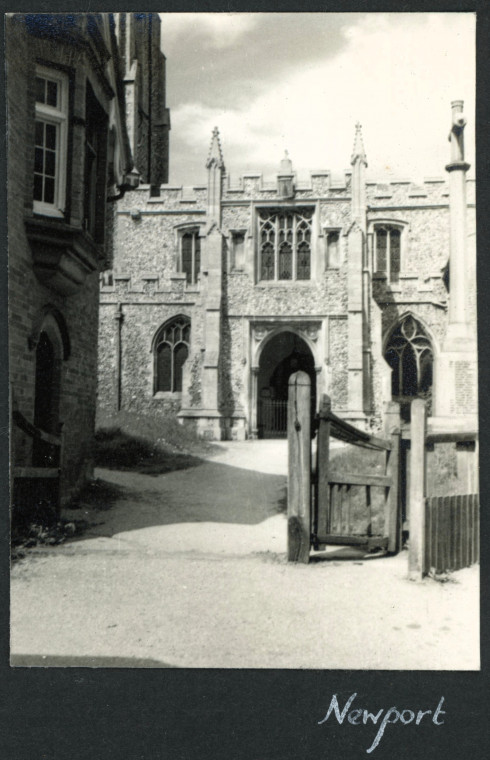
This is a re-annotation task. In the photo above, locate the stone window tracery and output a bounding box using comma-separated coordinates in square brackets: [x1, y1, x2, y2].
[385, 315, 433, 410]
[154, 316, 190, 393]
[258, 208, 313, 281]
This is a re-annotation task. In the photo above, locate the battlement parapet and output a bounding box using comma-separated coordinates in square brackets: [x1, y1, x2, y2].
[223, 169, 352, 198]
[364, 176, 476, 206]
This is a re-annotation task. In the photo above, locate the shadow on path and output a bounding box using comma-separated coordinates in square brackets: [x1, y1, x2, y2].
[94, 427, 225, 475]
[64, 458, 287, 542]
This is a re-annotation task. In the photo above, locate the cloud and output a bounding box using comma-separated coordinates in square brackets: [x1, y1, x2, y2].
[161, 13, 358, 110]
[161, 12, 258, 49]
[164, 13, 475, 186]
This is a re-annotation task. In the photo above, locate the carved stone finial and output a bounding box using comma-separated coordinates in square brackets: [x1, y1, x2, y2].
[351, 121, 367, 166]
[206, 127, 225, 170]
[279, 150, 293, 174]
[451, 100, 466, 130]
[447, 100, 468, 167]
[278, 150, 294, 198]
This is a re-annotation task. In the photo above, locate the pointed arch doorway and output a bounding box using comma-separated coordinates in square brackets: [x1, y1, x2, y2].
[257, 331, 316, 438]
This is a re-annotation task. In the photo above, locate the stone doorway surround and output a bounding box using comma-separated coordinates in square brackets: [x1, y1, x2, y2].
[248, 317, 324, 438]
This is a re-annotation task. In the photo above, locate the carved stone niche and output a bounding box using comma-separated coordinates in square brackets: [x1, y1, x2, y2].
[304, 324, 320, 342]
[253, 324, 271, 342]
[25, 216, 102, 297]
[277, 176, 294, 199]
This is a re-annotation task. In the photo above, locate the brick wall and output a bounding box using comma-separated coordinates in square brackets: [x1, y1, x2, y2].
[6, 14, 144, 504]
[7, 20, 102, 502]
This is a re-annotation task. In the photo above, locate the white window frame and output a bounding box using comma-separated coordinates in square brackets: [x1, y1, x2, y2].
[33, 65, 68, 217]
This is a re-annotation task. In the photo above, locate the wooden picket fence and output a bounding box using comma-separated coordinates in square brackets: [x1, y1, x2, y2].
[408, 398, 479, 580]
[424, 494, 479, 574]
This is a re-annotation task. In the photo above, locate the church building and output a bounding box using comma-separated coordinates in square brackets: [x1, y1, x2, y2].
[98, 102, 477, 443]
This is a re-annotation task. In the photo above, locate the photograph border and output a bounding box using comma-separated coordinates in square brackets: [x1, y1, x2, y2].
[1, 1, 488, 758]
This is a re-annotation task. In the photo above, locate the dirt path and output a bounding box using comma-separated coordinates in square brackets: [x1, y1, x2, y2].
[10, 441, 479, 669]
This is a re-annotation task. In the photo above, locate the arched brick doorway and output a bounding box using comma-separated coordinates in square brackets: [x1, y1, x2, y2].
[33, 331, 63, 466]
[257, 331, 316, 438]
[31, 310, 68, 467]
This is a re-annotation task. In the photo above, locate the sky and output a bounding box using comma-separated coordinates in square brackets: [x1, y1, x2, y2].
[159, 12, 475, 187]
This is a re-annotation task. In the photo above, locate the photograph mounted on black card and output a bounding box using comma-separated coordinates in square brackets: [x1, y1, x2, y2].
[7, 11, 479, 670]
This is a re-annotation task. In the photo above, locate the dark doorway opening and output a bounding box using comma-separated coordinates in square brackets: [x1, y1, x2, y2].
[33, 330, 61, 466]
[257, 331, 316, 438]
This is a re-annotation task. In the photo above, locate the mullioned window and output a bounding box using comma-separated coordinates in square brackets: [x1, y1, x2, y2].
[154, 316, 191, 394]
[258, 208, 313, 282]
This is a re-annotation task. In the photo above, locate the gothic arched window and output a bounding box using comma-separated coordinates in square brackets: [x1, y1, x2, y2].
[180, 229, 201, 285]
[374, 224, 402, 283]
[154, 316, 190, 393]
[384, 315, 433, 414]
[258, 208, 312, 281]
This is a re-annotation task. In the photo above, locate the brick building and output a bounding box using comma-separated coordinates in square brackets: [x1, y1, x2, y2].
[7, 12, 169, 509]
[98, 104, 476, 442]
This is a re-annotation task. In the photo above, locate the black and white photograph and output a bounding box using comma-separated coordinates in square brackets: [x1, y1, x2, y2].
[7, 11, 479, 673]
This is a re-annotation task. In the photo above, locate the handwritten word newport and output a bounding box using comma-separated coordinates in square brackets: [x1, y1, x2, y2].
[318, 693, 446, 753]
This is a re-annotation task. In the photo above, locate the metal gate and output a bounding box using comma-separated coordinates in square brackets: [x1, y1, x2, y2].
[259, 399, 288, 438]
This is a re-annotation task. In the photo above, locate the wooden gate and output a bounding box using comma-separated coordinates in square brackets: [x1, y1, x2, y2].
[287, 371, 401, 563]
[314, 395, 400, 554]
[11, 409, 62, 528]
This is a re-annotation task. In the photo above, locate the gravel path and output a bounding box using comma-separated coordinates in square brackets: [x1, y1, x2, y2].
[10, 441, 479, 669]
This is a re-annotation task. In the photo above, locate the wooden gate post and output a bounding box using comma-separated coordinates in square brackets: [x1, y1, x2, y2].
[408, 399, 427, 580]
[287, 371, 311, 563]
[384, 401, 401, 553]
[456, 440, 478, 494]
[317, 394, 332, 538]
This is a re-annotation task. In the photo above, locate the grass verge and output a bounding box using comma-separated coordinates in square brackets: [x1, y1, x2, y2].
[94, 409, 221, 474]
